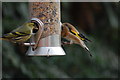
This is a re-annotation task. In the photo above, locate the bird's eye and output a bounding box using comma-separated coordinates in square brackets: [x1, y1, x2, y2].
[65, 24, 68, 26]
[32, 23, 35, 26]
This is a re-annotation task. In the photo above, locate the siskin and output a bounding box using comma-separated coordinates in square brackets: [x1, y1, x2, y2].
[0, 22, 35, 43]
[61, 22, 92, 57]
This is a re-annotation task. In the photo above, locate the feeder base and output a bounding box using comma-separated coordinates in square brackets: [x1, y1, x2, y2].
[26, 47, 66, 56]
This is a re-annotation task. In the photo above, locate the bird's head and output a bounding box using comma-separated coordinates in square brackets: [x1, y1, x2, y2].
[26, 23, 35, 29]
[63, 23, 79, 34]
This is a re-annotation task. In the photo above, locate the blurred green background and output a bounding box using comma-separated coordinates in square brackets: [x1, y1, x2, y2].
[2, 2, 119, 78]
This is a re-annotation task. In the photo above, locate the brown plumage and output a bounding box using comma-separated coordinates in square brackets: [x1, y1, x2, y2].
[61, 22, 92, 57]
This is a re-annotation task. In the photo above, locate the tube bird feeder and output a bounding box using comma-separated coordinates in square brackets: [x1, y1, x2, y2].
[26, 0, 66, 56]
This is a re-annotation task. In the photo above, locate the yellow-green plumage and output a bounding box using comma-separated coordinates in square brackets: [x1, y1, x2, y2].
[0, 23, 35, 43]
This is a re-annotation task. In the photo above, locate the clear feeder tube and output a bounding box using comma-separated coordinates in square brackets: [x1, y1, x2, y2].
[26, 0, 66, 56]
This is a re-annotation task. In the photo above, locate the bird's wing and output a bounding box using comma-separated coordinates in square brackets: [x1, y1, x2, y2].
[63, 23, 79, 34]
[78, 33, 92, 42]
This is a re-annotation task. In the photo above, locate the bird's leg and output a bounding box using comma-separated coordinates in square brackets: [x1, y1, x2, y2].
[18, 42, 24, 46]
[70, 40, 73, 44]
[22, 35, 35, 46]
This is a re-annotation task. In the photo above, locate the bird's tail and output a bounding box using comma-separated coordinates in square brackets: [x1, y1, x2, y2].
[84, 47, 92, 57]
[0, 37, 3, 40]
[0, 37, 9, 41]
[85, 38, 92, 42]
[79, 39, 92, 57]
[78, 34, 92, 42]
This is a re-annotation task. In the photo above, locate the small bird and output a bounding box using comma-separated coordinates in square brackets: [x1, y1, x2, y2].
[0, 22, 35, 43]
[61, 22, 92, 57]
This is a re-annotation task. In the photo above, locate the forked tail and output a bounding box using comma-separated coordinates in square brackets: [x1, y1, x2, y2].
[84, 47, 92, 57]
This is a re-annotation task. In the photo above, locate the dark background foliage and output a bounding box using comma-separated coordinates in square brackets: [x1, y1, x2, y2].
[2, 2, 119, 78]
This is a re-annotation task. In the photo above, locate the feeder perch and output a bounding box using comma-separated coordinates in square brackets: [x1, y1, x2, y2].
[26, 1, 66, 56]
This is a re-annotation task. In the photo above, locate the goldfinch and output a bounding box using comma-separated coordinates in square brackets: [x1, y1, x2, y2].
[0, 22, 35, 43]
[61, 22, 92, 57]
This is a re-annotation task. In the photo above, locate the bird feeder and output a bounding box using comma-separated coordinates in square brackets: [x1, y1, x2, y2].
[26, 0, 66, 56]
